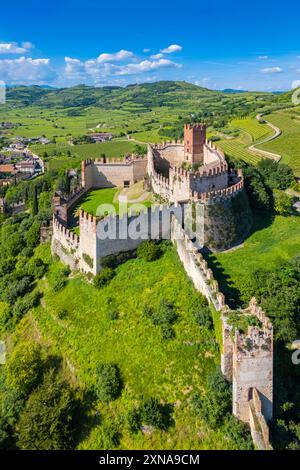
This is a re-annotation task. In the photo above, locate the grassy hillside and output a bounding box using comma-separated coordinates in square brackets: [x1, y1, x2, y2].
[205, 213, 300, 305]
[258, 107, 300, 175]
[217, 117, 274, 165]
[7, 242, 242, 450]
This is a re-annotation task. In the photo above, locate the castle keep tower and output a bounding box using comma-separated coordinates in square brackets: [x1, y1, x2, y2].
[184, 123, 206, 165]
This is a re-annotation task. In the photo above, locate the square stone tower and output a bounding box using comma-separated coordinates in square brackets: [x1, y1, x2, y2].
[184, 123, 206, 165]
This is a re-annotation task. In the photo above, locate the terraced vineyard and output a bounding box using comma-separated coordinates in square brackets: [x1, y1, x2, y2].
[258, 108, 300, 175]
[230, 117, 273, 142]
[217, 117, 274, 165]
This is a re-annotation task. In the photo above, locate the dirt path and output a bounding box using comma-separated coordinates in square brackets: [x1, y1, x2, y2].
[247, 113, 282, 162]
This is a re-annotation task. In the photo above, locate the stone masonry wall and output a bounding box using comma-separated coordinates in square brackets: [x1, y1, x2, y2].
[82, 157, 147, 190]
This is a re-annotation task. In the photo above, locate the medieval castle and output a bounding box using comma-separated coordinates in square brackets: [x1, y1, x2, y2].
[51, 124, 273, 449]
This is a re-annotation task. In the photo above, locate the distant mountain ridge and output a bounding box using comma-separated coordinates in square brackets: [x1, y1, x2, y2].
[3, 80, 290, 110]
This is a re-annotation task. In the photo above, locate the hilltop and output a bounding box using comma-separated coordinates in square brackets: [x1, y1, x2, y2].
[4, 81, 288, 112]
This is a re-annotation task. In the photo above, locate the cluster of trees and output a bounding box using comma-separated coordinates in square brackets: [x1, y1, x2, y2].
[0, 342, 78, 450]
[0, 213, 48, 331]
[93, 361, 173, 448]
[191, 368, 253, 450]
[2, 171, 55, 220]
[231, 158, 294, 215]
[241, 256, 300, 342]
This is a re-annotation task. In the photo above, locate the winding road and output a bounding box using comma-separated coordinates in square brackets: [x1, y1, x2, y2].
[247, 113, 282, 162]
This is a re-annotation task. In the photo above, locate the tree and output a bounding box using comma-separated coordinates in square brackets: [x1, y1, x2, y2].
[32, 186, 38, 216]
[6, 342, 44, 396]
[17, 369, 77, 450]
[139, 397, 171, 430]
[273, 190, 293, 215]
[137, 241, 161, 262]
[192, 368, 232, 428]
[93, 268, 115, 289]
[192, 306, 213, 329]
[258, 159, 293, 190]
[223, 415, 253, 450]
[25, 221, 41, 248]
[94, 363, 122, 404]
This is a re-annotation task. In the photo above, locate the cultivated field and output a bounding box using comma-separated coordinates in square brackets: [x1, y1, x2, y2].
[258, 108, 300, 175]
[217, 117, 274, 165]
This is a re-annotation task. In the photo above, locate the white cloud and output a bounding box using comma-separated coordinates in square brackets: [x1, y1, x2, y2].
[114, 59, 181, 75]
[160, 44, 182, 54]
[260, 67, 283, 74]
[150, 53, 163, 60]
[194, 77, 211, 86]
[143, 48, 150, 53]
[64, 55, 181, 83]
[258, 55, 269, 60]
[292, 80, 300, 89]
[0, 41, 33, 54]
[0, 56, 56, 84]
[97, 49, 134, 63]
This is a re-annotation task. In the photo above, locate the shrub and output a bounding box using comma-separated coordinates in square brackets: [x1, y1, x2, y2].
[139, 397, 171, 430]
[93, 268, 115, 289]
[95, 363, 122, 404]
[6, 342, 44, 396]
[223, 415, 253, 450]
[99, 421, 121, 449]
[107, 309, 119, 321]
[192, 306, 213, 330]
[137, 241, 161, 262]
[17, 369, 77, 450]
[192, 368, 232, 428]
[49, 266, 70, 292]
[143, 300, 177, 339]
[126, 408, 141, 434]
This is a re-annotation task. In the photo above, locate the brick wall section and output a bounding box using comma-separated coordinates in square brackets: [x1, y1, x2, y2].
[184, 123, 206, 164]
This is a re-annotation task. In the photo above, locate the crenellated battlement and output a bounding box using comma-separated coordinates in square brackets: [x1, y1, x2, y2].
[192, 175, 244, 203]
[79, 209, 97, 227]
[52, 214, 80, 245]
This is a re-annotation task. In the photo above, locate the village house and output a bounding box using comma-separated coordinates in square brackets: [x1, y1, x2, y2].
[89, 132, 113, 143]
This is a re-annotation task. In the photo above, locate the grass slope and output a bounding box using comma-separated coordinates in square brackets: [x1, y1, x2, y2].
[258, 108, 300, 175]
[27, 243, 237, 450]
[206, 214, 300, 304]
[217, 117, 274, 165]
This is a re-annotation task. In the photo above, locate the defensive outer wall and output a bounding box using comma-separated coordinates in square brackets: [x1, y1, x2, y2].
[51, 126, 271, 448]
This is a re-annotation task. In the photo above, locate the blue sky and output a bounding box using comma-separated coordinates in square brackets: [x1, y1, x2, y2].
[1, 0, 300, 90]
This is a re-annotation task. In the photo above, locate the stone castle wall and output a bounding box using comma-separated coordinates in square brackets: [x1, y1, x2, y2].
[147, 140, 237, 203]
[82, 157, 147, 190]
[51, 211, 273, 450]
[170, 217, 273, 450]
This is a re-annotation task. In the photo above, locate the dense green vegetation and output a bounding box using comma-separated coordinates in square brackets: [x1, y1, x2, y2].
[0, 238, 247, 449]
[1, 81, 300, 450]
